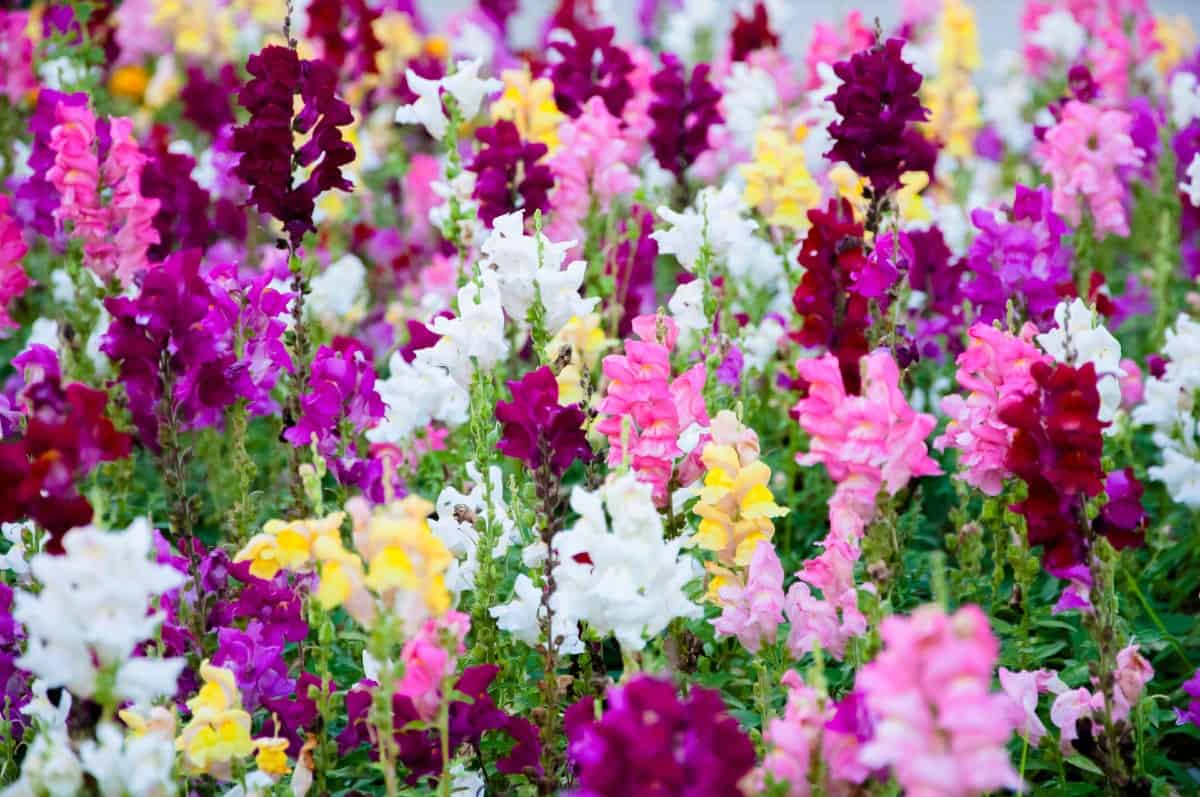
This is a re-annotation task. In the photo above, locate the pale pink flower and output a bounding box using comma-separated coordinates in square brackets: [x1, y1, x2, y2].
[103, 118, 160, 285]
[0, 11, 37, 104]
[1112, 643, 1154, 723]
[784, 532, 867, 661]
[999, 667, 1067, 746]
[395, 611, 470, 720]
[0, 194, 30, 334]
[403, 153, 442, 247]
[935, 322, 1049, 496]
[857, 605, 1022, 796]
[1051, 687, 1105, 753]
[713, 540, 785, 653]
[1118, 358, 1143, 409]
[1036, 100, 1144, 238]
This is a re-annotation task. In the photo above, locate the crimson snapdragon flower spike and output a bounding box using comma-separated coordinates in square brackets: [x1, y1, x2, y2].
[548, 25, 635, 119]
[648, 53, 723, 176]
[729, 1, 779, 62]
[495, 366, 592, 475]
[826, 38, 933, 195]
[232, 45, 355, 249]
[306, 0, 383, 80]
[468, 120, 555, 227]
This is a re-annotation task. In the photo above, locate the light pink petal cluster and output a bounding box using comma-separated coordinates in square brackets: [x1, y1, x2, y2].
[713, 540, 785, 653]
[596, 314, 709, 506]
[857, 604, 1022, 796]
[546, 96, 636, 247]
[47, 104, 160, 285]
[784, 535, 866, 661]
[0, 194, 31, 333]
[1035, 100, 1144, 238]
[999, 667, 1067, 746]
[395, 610, 471, 721]
[0, 11, 37, 104]
[935, 322, 1049, 496]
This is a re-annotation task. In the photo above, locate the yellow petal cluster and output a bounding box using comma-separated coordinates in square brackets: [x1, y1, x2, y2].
[545, 313, 609, 406]
[176, 662, 255, 778]
[1153, 16, 1197, 76]
[936, 0, 980, 74]
[234, 512, 346, 581]
[254, 737, 291, 778]
[691, 411, 787, 569]
[921, 71, 981, 160]
[491, 68, 565, 153]
[372, 11, 424, 77]
[740, 117, 821, 230]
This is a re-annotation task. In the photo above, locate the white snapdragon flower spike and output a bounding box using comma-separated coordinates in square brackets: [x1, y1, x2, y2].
[1169, 71, 1200, 129]
[1037, 298, 1123, 426]
[1030, 9, 1086, 64]
[551, 473, 702, 652]
[307, 254, 366, 327]
[479, 211, 598, 335]
[1132, 314, 1200, 507]
[741, 315, 786, 373]
[0, 521, 34, 576]
[395, 59, 501, 139]
[652, 184, 759, 273]
[429, 462, 521, 597]
[668, 280, 708, 331]
[489, 572, 584, 654]
[79, 721, 177, 797]
[722, 62, 779, 153]
[13, 519, 185, 703]
[424, 271, 510, 387]
[1180, 154, 1200, 209]
[1, 686, 81, 797]
[369, 351, 469, 444]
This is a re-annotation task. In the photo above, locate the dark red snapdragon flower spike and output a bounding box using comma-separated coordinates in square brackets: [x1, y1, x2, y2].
[606, 205, 658, 336]
[648, 53, 723, 177]
[496, 366, 592, 475]
[548, 25, 635, 118]
[180, 64, 239, 137]
[140, 125, 216, 259]
[232, 45, 355, 249]
[826, 38, 932, 194]
[306, 0, 383, 80]
[468, 120, 555, 227]
[790, 199, 871, 394]
[729, 1, 779, 62]
[0, 348, 132, 553]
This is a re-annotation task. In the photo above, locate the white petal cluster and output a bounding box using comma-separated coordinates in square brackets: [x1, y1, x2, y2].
[721, 62, 779, 153]
[652, 183, 760, 274]
[1180, 153, 1200, 209]
[0, 521, 34, 577]
[423, 272, 510, 387]
[1170, 71, 1200, 129]
[12, 519, 185, 704]
[395, 58, 501, 139]
[78, 720, 177, 797]
[1, 710, 82, 797]
[667, 280, 707, 332]
[429, 462, 521, 598]
[368, 350, 469, 444]
[1029, 9, 1086, 63]
[1037, 298, 1123, 425]
[307, 254, 366, 328]
[480, 211, 599, 335]
[1132, 314, 1200, 507]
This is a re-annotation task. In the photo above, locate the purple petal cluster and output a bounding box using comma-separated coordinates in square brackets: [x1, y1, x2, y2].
[232, 45, 355, 248]
[826, 38, 933, 194]
[565, 675, 756, 797]
[1175, 118, 1200, 278]
[468, 120, 554, 228]
[906, 226, 967, 360]
[648, 53, 723, 176]
[180, 64, 239, 138]
[965, 184, 1073, 329]
[495, 366, 592, 475]
[606, 205, 658, 336]
[213, 621, 295, 712]
[0, 582, 30, 741]
[549, 26, 635, 119]
[140, 131, 216, 259]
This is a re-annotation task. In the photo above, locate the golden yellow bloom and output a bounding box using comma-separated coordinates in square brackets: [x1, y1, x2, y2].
[119, 706, 176, 738]
[254, 737, 291, 778]
[491, 68, 566, 152]
[921, 71, 981, 160]
[109, 65, 149, 101]
[895, 171, 932, 224]
[937, 0, 980, 74]
[424, 35, 450, 60]
[373, 12, 423, 82]
[545, 314, 609, 405]
[176, 662, 255, 777]
[360, 496, 453, 617]
[1154, 15, 1197, 76]
[740, 117, 821, 230]
[154, 0, 236, 60]
[234, 512, 346, 580]
[828, 163, 868, 220]
[691, 411, 787, 569]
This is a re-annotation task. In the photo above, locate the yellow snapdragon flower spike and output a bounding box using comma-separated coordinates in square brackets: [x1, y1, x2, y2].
[545, 314, 609, 405]
[234, 512, 346, 580]
[254, 737, 291, 778]
[491, 68, 566, 152]
[1154, 16, 1197, 76]
[740, 118, 821, 230]
[922, 72, 981, 160]
[373, 11, 423, 78]
[691, 412, 788, 568]
[176, 662, 255, 777]
[896, 171, 931, 223]
[937, 0, 980, 74]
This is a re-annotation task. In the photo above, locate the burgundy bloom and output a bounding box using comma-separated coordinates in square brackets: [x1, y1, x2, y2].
[729, 2, 779, 62]
[826, 38, 932, 194]
[262, 672, 331, 755]
[496, 366, 592, 475]
[232, 45, 355, 248]
[306, 0, 383, 80]
[648, 54, 722, 176]
[468, 120, 554, 227]
[180, 64, 239, 137]
[140, 127, 215, 259]
[549, 25, 635, 118]
[906, 226, 967, 359]
[606, 205, 658, 336]
[566, 675, 755, 797]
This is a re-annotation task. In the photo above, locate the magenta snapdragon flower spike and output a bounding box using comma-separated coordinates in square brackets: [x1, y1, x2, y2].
[232, 45, 355, 248]
[548, 25, 635, 119]
[495, 366, 592, 475]
[647, 53, 722, 176]
[565, 675, 755, 797]
[0, 194, 31, 333]
[469, 120, 555, 227]
[826, 38, 932, 194]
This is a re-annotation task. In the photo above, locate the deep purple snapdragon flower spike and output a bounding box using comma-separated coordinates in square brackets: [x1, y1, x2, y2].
[213, 622, 296, 712]
[495, 366, 592, 475]
[549, 25, 635, 118]
[826, 38, 932, 194]
[648, 53, 723, 176]
[469, 120, 555, 227]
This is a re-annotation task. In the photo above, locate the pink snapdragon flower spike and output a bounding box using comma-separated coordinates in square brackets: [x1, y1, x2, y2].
[784, 535, 867, 661]
[935, 322, 1050, 496]
[712, 540, 785, 653]
[999, 667, 1067, 746]
[596, 313, 709, 505]
[1036, 100, 1144, 238]
[396, 611, 470, 721]
[0, 195, 30, 333]
[856, 604, 1023, 796]
[1051, 686, 1105, 754]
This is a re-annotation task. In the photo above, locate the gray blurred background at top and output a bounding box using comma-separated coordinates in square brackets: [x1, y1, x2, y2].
[419, 0, 1200, 58]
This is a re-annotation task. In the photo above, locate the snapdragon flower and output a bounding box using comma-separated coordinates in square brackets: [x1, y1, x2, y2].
[1132, 314, 1200, 506]
[1036, 298, 1124, 426]
[395, 58, 502, 139]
